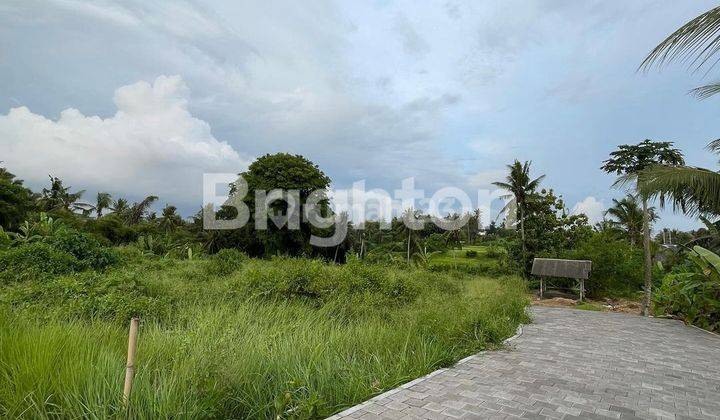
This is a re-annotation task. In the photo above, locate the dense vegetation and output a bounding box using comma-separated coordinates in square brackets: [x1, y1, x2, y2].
[0, 221, 528, 418]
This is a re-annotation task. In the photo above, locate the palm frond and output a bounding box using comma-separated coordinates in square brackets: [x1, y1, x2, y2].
[690, 81, 720, 99]
[640, 6, 720, 73]
[638, 164, 720, 216]
[707, 139, 720, 154]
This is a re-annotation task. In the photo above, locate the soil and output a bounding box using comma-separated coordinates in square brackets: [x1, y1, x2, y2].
[531, 296, 642, 315]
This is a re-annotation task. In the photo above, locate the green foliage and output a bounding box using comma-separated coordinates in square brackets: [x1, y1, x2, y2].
[205, 248, 247, 276]
[605, 194, 657, 245]
[561, 231, 644, 297]
[0, 242, 84, 282]
[0, 167, 35, 231]
[88, 214, 137, 244]
[654, 246, 720, 331]
[45, 228, 118, 270]
[234, 257, 451, 307]
[465, 250, 478, 258]
[0, 255, 529, 418]
[424, 232, 448, 252]
[5, 271, 170, 322]
[231, 153, 333, 258]
[37, 175, 88, 213]
[0, 227, 10, 250]
[601, 140, 684, 176]
[509, 189, 593, 275]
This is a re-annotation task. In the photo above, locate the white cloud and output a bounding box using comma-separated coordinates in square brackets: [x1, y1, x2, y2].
[0, 75, 250, 206]
[467, 169, 507, 189]
[572, 196, 605, 224]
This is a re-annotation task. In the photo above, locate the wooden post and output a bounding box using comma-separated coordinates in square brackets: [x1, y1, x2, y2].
[123, 317, 140, 407]
[539, 277, 544, 299]
[578, 278, 584, 302]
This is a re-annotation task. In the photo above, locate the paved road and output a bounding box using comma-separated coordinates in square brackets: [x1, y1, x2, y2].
[328, 307, 720, 420]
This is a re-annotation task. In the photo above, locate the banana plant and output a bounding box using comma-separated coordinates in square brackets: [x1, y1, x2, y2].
[655, 245, 720, 331]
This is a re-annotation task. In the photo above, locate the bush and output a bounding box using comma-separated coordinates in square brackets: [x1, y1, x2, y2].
[233, 257, 454, 306]
[205, 248, 248, 276]
[561, 231, 643, 297]
[0, 242, 84, 282]
[654, 246, 720, 332]
[484, 247, 503, 259]
[465, 250, 478, 258]
[45, 228, 118, 270]
[6, 271, 171, 322]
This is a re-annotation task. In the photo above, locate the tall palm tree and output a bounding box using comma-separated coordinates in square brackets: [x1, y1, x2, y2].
[493, 160, 545, 254]
[638, 140, 720, 217]
[640, 5, 720, 99]
[605, 194, 657, 246]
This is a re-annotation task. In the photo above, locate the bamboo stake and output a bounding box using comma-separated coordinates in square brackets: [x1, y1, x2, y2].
[123, 317, 140, 408]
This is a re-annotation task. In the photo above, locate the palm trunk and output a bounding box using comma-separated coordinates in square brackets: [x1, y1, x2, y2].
[519, 205, 526, 250]
[642, 197, 652, 317]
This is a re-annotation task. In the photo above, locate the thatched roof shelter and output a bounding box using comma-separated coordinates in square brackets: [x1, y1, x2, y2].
[531, 258, 592, 279]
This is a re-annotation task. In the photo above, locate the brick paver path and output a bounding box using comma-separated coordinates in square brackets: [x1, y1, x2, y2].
[328, 307, 720, 420]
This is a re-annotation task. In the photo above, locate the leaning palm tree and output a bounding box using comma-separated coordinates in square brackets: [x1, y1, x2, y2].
[640, 5, 720, 99]
[127, 195, 159, 225]
[638, 140, 720, 217]
[493, 160, 545, 254]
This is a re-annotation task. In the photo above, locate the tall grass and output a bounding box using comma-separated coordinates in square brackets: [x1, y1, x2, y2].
[0, 256, 528, 419]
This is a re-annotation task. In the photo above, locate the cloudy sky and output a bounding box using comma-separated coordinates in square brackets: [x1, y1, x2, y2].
[1, 1, 717, 229]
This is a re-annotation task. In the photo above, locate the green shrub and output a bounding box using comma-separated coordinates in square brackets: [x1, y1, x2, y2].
[45, 228, 118, 270]
[465, 250, 478, 258]
[484, 247, 503, 258]
[6, 271, 170, 322]
[234, 257, 453, 306]
[205, 248, 248, 276]
[0, 242, 84, 282]
[561, 231, 643, 297]
[654, 246, 720, 332]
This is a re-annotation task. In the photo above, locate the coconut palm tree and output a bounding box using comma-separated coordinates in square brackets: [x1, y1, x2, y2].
[127, 195, 159, 225]
[493, 160, 545, 255]
[640, 5, 720, 99]
[158, 204, 183, 232]
[605, 194, 657, 246]
[94, 192, 113, 218]
[638, 140, 720, 217]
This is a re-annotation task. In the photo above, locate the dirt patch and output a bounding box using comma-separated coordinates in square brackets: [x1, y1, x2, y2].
[532, 296, 642, 315]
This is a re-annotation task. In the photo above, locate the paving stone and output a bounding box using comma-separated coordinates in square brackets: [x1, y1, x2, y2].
[329, 308, 720, 419]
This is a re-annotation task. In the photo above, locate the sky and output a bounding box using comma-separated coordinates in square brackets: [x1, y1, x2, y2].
[0, 0, 717, 230]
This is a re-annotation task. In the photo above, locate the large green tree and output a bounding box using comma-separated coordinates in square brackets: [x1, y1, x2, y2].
[601, 140, 685, 316]
[0, 166, 35, 231]
[227, 153, 332, 257]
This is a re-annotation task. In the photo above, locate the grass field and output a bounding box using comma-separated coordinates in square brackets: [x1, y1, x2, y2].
[0, 250, 528, 419]
[427, 245, 506, 275]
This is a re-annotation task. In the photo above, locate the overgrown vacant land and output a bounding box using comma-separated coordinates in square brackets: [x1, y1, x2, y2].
[0, 241, 528, 419]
